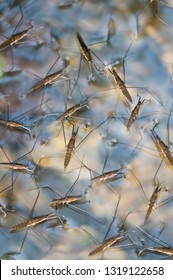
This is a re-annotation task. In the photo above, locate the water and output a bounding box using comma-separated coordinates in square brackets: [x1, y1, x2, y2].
[0, 0, 173, 260]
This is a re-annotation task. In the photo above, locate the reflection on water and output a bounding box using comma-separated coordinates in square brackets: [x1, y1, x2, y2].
[0, 0, 173, 260]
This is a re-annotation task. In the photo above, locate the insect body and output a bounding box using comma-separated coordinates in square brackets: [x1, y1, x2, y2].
[11, 213, 64, 232]
[126, 98, 146, 130]
[31, 61, 69, 91]
[0, 119, 31, 135]
[0, 28, 31, 51]
[56, 99, 88, 122]
[139, 246, 173, 256]
[0, 162, 33, 173]
[91, 168, 123, 181]
[88, 235, 123, 257]
[111, 67, 133, 103]
[64, 126, 79, 170]
[151, 125, 173, 166]
[49, 195, 84, 209]
[144, 184, 162, 225]
[76, 32, 93, 65]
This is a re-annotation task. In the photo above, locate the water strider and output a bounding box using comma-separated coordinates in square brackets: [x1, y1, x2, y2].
[30, 57, 69, 92]
[126, 97, 147, 131]
[11, 212, 65, 232]
[64, 125, 79, 170]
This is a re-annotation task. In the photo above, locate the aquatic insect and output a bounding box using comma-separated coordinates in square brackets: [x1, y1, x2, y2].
[49, 193, 100, 222]
[0, 24, 32, 51]
[134, 226, 173, 259]
[0, 135, 39, 194]
[0, 162, 33, 173]
[49, 195, 84, 209]
[111, 67, 133, 103]
[76, 32, 93, 69]
[151, 124, 173, 166]
[9, 191, 66, 258]
[11, 213, 64, 232]
[46, 162, 102, 223]
[64, 125, 79, 170]
[91, 168, 124, 182]
[138, 246, 173, 257]
[118, 168, 168, 236]
[126, 97, 146, 130]
[144, 183, 163, 225]
[30, 58, 69, 92]
[0, 119, 31, 136]
[82, 227, 132, 258]
[56, 98, 89, 122]
[0, 5, 33, 70]
[88, 234, 123, 257]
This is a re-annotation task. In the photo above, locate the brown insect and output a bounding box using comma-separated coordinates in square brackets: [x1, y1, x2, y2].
[49, 195, 84, 209]
[151, 125, 173, 166]
[88, 234, 123, 257]
[138, 246, 173, 257]
[11, 213, 64, 232]
[91, 168, 123, 182]
[56, 99, 88, 122]
[144, 184, 163, 225]
[64, 126, 79, 170]
[0, 27, 32, 51]
[0, 119, 31, 136]
[111, 67, 133, 103]
[126, 97, 146, 130]
[0, 162, 33, 173]
[76, 32, 93, 65]
[30, 60, 69, 91]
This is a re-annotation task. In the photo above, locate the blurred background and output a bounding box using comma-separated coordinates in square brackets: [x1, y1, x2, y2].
[0, 0, 173, 260]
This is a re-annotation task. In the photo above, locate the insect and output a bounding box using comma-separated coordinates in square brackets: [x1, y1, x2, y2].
[0, 162, 33, 173]
[134, 226, 173, 259]
[111, 67, 133, 103]
[150, 124, 173, 166]
[0, 25, 32, 51]
[49, 195, 84, 209]
[11, 213, 65, 232]
[9, 191, 66, 258]
[0, 119, 31, 137]
[55, 98, 89, 122]
[91, 168, 124, 182]
[57, 0, 83, 9]
[0, 98, 47, 140]
[0, 135, 39, 195]
[76, 32, 93, 68]
[64, 125, 79, 170]
[88, 234, 124, 257]
[30, 57, 69, 92]
[82, 227, 132, 259]
[138, 246, 173, 257]
[118, 166, 169, 238]
[46, 163, 102, 223]
[126, 97, 147, 131]
[0, 5, 33, 70]
[49, 194, 101, 222]
[144, 183, 164, 225]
